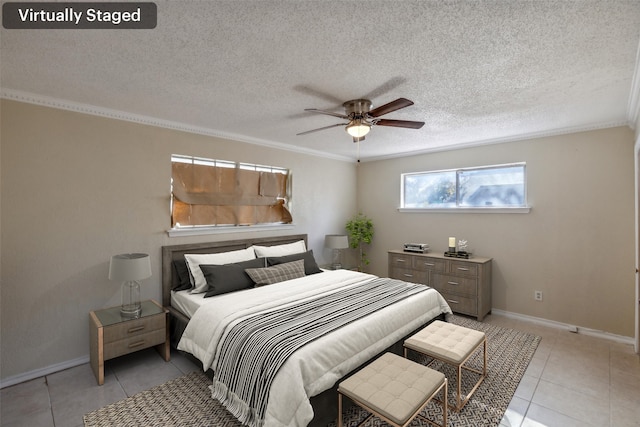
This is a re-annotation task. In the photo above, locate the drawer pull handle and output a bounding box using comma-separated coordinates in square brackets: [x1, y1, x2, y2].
[403, 273, 413, 277]
[447, 299, 459, 304]
[128, 340, 146, 349]
[424, 263, 435, 267]
[128, 326, 145, 333]
[457, 267, 470, 272]
[396, 259, 407, 263]
[448, 281, 459, 285]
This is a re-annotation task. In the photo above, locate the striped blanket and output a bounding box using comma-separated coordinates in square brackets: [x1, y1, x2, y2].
[210, 277, 430, 427]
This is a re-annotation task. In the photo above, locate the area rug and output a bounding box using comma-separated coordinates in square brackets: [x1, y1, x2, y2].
[83, 316, 540, 427]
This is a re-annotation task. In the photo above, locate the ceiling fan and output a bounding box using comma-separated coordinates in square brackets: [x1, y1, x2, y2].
[297, 97, 424, 142]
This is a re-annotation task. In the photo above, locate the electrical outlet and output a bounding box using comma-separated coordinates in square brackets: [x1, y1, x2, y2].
[534, 290, 543, 301]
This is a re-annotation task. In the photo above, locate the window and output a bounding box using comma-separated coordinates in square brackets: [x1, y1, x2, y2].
[401, 163, 528, 211]
[170, 155, 292, 229]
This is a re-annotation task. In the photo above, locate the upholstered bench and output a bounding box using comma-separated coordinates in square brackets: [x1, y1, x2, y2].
[337, 352, 447, 427]
[404, 320, 486, 411]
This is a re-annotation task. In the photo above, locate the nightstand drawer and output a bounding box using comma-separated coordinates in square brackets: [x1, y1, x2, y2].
[448, 261, 478, 277]
[104, 329, 167, 360]
[432, 274, 478, 296]
[103, 314, 165, 344]
[440, 292, 477, 316]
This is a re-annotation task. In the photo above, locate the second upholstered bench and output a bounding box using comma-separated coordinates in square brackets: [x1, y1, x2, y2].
[404, 320, 486, 411]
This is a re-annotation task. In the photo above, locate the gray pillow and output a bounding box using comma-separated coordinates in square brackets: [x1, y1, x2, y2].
[172, 259, 192, 291]
[245, 259, 306, 286]
[201, 258, 266, 298]
[266, 250, 322, 275]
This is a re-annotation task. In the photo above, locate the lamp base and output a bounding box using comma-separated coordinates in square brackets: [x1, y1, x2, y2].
[121, 280, 141, 319]
[120, 304, 141, 319]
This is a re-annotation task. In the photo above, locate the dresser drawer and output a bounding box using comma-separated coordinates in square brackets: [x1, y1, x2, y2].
[432, 274, 478, 296]
[103, 329, 167, 360]
[448, 261, 478, 277]
[439, 292, 477, 316]
[103, 314, 165, 344]
[390, 267, 427, 284]
[389, 254, 414, 268]
[412, 257, 446, 272]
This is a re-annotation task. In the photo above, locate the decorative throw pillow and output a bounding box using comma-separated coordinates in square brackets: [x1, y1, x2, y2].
[245, 259, 306, 286]
[251, 240, 306, 257]
[172, 259, 192, 291]
[266, 250, 322, 275]
[201, 258, 266, 298]
[184, 247, 256, 293]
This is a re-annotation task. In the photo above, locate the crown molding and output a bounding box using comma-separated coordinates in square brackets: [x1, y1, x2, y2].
[361, 119, 629, 162]
[2, 88, 631, 164]
[627, 38, 640, 130]
[0, 89, 354, 163]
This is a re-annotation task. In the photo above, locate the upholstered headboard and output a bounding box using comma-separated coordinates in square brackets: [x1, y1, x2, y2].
[161, 234, 308, 309]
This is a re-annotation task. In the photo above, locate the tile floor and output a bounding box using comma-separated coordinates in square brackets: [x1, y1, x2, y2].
[1, 314, 639, 427]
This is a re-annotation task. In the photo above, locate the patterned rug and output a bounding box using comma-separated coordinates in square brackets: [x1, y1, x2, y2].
[83, 316, 540, 427]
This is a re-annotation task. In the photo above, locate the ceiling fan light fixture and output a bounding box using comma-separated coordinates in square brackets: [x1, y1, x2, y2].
[346, 119, 371, 138]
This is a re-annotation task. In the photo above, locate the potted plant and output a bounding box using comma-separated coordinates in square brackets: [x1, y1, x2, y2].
[346, 213, 374, 271]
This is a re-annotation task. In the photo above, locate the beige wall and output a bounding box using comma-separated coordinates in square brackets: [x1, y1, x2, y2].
[1, 98, 636, 382]
[357, 127, 636, 337]
[0, 100, 357, 381]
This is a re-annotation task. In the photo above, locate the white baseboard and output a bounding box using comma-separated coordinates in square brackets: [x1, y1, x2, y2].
[0, 355, 89, 389]
[491, 309, 635, 345]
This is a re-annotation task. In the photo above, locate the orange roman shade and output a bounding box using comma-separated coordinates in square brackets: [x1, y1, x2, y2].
[171, 161, 292, 227]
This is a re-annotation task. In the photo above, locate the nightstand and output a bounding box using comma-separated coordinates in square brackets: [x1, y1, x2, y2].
[89, 299, 169, 385]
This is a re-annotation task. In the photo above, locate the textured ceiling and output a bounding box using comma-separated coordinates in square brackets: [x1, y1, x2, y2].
[2, 0, 640, 161]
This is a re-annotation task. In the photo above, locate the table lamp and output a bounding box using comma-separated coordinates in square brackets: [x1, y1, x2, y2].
[108, 253, 151, 319]
[325, 234, 349, 270]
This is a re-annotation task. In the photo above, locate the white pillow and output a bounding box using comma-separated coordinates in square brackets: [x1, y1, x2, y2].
[252, 240, 306, 257]
[185, 247, 256, 293]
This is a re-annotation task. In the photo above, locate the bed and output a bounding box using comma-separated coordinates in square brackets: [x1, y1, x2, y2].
[162, 234, 452, 427]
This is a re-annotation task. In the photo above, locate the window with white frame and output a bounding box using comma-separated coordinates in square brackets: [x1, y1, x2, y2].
[401, 163, 528, 210]
[170, 155, 292, 228]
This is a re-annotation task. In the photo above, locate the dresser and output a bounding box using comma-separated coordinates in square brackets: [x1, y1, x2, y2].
[388, 250, 492, 321]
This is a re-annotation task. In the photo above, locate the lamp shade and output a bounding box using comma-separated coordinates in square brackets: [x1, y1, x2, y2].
[109, 253, 152, 282]
[325, 234, 349, 249]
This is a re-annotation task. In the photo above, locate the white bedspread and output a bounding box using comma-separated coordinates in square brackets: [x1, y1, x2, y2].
[178, 269, 452, 427]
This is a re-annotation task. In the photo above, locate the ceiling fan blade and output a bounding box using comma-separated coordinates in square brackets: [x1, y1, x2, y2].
[297, 123, 348, 136]
[304, 108, 349, 119]
[360, 77, 407, 101]
[374, 119, 425, 129]
[368, 98, 414, 117]
[294, 85, 344, 105]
